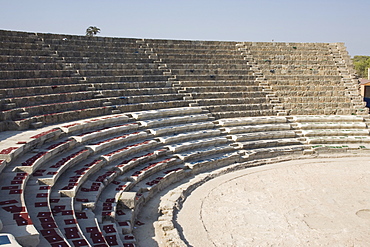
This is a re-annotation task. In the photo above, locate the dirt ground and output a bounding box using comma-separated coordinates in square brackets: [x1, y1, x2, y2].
[135, 156, 370, 247]
[177, 156, 370, 247]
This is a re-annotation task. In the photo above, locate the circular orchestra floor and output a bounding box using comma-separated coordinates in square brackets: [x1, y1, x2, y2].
[176, 156, 370, 246]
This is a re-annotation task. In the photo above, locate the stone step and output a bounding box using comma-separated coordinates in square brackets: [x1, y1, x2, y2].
[18, 112, 29, 118]
[31, 121, 43, 129]
[2, 103, 16, 110]
[111, 109, 121, 114]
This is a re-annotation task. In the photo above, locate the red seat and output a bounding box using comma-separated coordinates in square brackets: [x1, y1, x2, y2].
[37, 211, 51, 217]
[91, 232, 105, 244]
[105, 235, 118, 245]
[0, 199, 18, 205]
[2, 205, 24, 213]
[86, 227, 99, 233]
[75, 212, 88, 219]
[103, 225, 116, 234]
[35, 201, 48, 207]
[72, 239, 89, 247]
[39, 217, 54, 223]
[64, 227, 80, 239]
[51, 241, 69, 247]
[61, 210, 73, 215]
[40, 229, 58, 237]
[41, 222, 58, 229]
[64, 218, 77, 225]
[45, 234, 64, 243]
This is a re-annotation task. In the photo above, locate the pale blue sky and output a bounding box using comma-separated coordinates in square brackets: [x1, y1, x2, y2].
[0, 0, 369, 56]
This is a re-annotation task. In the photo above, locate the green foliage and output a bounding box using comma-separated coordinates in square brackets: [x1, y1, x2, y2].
[85, 26, 100, 37]
[352, 55, 370, 78]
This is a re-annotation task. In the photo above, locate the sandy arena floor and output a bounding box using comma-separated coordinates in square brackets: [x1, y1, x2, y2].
[176, 157, 370, 247]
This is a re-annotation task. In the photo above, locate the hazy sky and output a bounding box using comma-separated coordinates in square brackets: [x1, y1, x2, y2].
[0, 0, 369, 56]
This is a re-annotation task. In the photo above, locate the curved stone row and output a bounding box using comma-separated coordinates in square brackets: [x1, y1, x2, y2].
[0, 107, 369, 246]
[1, 30, 367, 132]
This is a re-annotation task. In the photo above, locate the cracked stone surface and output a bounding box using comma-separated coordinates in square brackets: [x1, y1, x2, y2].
[177, 157, 370, 246]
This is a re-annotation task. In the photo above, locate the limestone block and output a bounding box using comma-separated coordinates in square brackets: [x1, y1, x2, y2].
[138, 114, 209, 128]
[215, 116, 287, 127]
[129, 107, 203, 120]
[86, 131, 147, 153]
[175, 145, 235, 161]
[73, 123, 139, 143]
[17, 112, 29, 118]
[296, 122, 367, 130]
[119, 192, 137, 209]
[229, 130, 296, 142]
[157, 129, 220, 144]
[102, 140, 159, 162]
[301, 129, 369, 137]
[307, 136, 370, 144]
[165, 137, 229, 153]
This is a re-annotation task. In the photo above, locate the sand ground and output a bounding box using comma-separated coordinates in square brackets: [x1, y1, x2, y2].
[135, 156, 370, 247]
[177, 157, 370, 247]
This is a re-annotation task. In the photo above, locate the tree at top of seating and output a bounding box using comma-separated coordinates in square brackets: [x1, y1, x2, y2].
[353, 55, 370, 78]
[85, 26, 100, 37]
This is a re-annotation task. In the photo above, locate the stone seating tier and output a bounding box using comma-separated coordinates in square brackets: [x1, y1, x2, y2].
[255, 59, 338, 66]
[167, 68, 253, 76]
[174, 80, 259, 87]
[56, 51, 149, 60]
[194, 98, 270, 106]
[151, 49, 243, 56]
[0, 68, 170, 80]
[165, 63, 252, 70]
[0, 55, 57, 64]
[0, 69, 76, 79]
[0, 35, 39, 44]
[157, 58, 250, 65]
[143, 39, 237, 46]
[0, 62, 66, 71]
[180, 85, 263, 93]
[46, 43, 142, 52]
[81, 75, 171, 83]
[0, 108, 369, 246]
[1, 91, 98, 108]
[264, 75, 342, 81]
[155, 53, 248, 61]
[271, 84, 348, 91]
[0, 49, 51, 57]
[249, 54, 337, 61]
[37, 32, 140, 43]
[280, 96, 351, 103]
[70, 62, 162, 70]
[246, 46, 331, 52]
[110, 93, 187, 106]
[241, 41, 330, 47]
[258, 64, 338, 70]
[189, 91, 266, 99]
[211, 109, 276, 119]
[64, 56, 155, 64]
[267, 79, 347, 86]
[259, 69, 340, 76]
[1, 98, 110, 119]
[0, 77, 82, 89]
[248, 50, 332, 56]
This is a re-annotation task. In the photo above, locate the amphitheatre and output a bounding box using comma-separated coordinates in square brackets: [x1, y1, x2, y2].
[0, 29, 369, 246]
